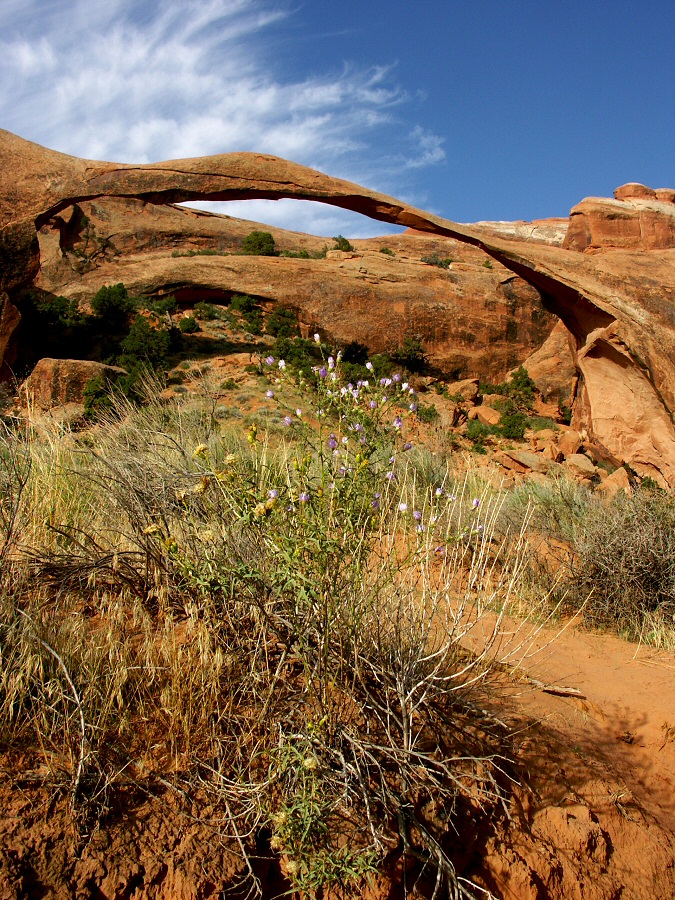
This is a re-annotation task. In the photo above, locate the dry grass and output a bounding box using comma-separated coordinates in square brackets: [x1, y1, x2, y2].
[0, 383, 549, 898]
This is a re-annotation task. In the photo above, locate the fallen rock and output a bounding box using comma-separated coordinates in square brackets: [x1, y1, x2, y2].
[558, 428, 583, 458]
[596, 466, 631, 499]
[564, 453, 598, 480]
[21, 358, 127, 411]
[472, 406, 501, 426]
[447, 377, 480, 402]
[495, 449, 552, 475]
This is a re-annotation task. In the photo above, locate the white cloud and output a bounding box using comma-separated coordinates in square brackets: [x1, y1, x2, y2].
[0, 0, 445, 233]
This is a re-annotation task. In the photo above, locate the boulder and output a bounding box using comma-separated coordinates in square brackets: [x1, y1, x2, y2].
[557, 428, 583, 458]
[596, 466, 631, 500]
[563, 453, 598, 480]
[474, 406, 501, 426]
[21, 358, 127, 411]
[447, 378, 480, 402]
[495, 449, 552, 475]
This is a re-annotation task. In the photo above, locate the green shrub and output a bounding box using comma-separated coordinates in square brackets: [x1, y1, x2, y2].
[415, 402, 439, 423]
[118, 318, 173, 372]
[421, 253, 452, 269]
[148, 295, 178, 316]
[178, 316, 199, 334]
[483, 259, 493, 269]
[391, 335, 428, 374]
[499, 411, 528, 440]
[91, 283, 135, 330]
[242, 231, 276, 256]
[332, 235, 354, 252]
[194, 302, 219, 321]
[379, 247, 395, 256]
[266, 306, 299, 338]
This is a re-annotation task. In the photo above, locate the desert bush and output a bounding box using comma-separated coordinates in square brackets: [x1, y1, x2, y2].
[421, 253, 452, 269]
[194, 301, 219, 320]
[505, 477, 675, 646]
[0, 366, 538, 896]
[91, 283, 136, 330]
[332, 235, 354, 252]
[265, 305, 299, 338]
[242, 230, 276, 256]
[178, 315, 199, 334]
[391, 335, 429, 374]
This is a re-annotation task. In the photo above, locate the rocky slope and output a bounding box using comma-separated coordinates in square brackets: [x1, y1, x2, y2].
[1, 129, 674, 485]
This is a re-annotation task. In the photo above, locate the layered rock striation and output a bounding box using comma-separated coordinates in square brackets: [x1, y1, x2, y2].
[1, 129, 674, 485]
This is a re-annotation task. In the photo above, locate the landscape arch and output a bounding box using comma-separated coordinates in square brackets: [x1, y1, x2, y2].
[1, 128, 674, 485]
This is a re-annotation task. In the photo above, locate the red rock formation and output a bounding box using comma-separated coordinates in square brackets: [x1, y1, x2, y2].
[564, 183, 675, 252]
[33, 197, 557, 383]
[20, 358, 127, 410]
[1, 129, 674, 485]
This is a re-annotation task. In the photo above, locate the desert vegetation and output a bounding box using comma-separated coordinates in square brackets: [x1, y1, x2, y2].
[1, 349, 563, 897]
[2, 321, 675, 897]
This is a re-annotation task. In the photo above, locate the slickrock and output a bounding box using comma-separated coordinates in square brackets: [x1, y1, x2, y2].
[1, 129, 674, 485]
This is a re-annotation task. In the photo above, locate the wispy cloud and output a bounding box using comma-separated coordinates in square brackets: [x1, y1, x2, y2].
[0, 0, 445, 235]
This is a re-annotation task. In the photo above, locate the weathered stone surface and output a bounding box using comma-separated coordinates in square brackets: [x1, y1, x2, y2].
[474, 406, 501, 427]
[495, 449, 553, 475]
[564, 192, 675, 252]
[596, 466, 631, 500]
[521, 320, 577, 405]
[21, 358, 127, 410]
[564, 453, 598, 479]
[557, 428, 583, 458]
[34, 199, 557, 383]
[447, 378, 480, 402]
[1, 129, 674, 485]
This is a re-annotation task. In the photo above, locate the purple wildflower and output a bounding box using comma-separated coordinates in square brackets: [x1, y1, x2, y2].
[266, 390, 274, 399]
[269, 489, 279, 499]
[369, 400, 378, 410]
[399, 502, 408, 512]
[328, 435, 338, 450]
[282, 416, 293, 427]
[393, 417, 403, 429]
[413, 510, 422, 521]
[365, 361, 374, 371]
[410, 403, 417, 412]
[385, 471, 396, 482]
[392, 373, 401, 383]
[319, 367, 327, 378]
[472, 498, 480, 509]
[314, 333, 321, 342]
[404, 442, 413, 451]
[278, 359, 286, 369]
[265, 356, 275, 366]
[299, 492, 310, 502]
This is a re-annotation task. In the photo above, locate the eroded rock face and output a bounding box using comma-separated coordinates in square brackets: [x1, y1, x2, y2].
[33, 197, 557, 383]
[564, 184, 675, 251]
[21, 358, 127, 411]
[1, 129, 674, 485]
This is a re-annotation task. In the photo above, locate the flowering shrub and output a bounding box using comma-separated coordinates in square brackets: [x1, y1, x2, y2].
[0, 367, 531, 898]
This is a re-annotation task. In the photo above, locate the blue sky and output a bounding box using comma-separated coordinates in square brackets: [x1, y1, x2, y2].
[1, 0, 673, 237]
